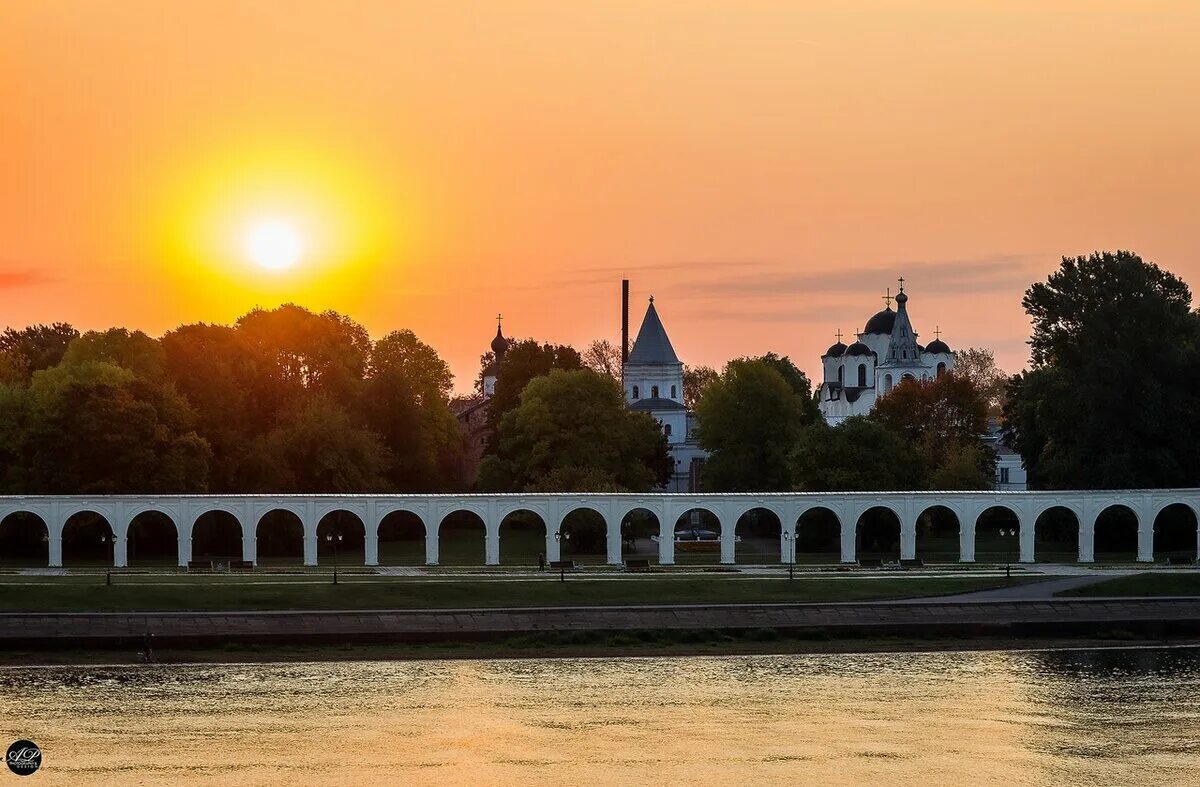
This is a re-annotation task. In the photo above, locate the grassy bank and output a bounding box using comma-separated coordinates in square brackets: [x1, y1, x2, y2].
[0, 575, 1037, 612]
[1058, 573, 1200, 597]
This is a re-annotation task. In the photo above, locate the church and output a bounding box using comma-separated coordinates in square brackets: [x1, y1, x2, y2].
[818, 279, 955, 424]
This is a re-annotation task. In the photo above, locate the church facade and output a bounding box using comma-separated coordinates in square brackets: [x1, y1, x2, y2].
[818, 281, 955, 424]
[622, 297, 706, 492]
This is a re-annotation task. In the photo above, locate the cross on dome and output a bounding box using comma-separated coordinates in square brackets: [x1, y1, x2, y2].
[882, 288, 893, 308]
[835, 328, 843, 343]
[897, 276, 906, 293]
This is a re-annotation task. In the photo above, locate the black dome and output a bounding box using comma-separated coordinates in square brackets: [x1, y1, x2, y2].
[864, 308, 895, 334]
[824, 341, 847, 357]
[925, 339, 951, 354]
[845, 341, 873, 356]
[490, 327, 510, 356]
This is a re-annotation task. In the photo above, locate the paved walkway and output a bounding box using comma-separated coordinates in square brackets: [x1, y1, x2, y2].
[2, 597, 1197, 648]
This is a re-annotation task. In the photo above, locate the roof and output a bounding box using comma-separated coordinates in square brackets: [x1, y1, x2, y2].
[824, 341, 847, 357]
[925, 338, 951, 354]
[845, 341, 873, 356]
[626, 299, 680, 365]
[864, 307, 896, 334]
[629, 396, 687, 412]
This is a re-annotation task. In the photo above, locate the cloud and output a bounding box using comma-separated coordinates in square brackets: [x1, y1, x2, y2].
[0, 268, 47, 289]
[672, 254, 1039, 299]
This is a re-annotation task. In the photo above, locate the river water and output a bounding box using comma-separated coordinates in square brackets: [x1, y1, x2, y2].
[1, 647, 1197, 785]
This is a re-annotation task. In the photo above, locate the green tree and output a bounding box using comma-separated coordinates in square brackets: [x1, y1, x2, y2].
[870, 373, 993, 489]
[484, 339, 583, 438]
[582, 339, 623, 381]
[371, 329, 454, 403]
[479, 369, 670, 491]
[360, 367, 465, 491]
[695, 359, 811, 491]
[682, 364, 718, 409]
[5, 362, 211, 494]
[792, 417, 924, 491]
[1003, 251, 1200, 488]
[756, 352, 822, 423]
[0, 323, 79, 382]
[953, 347, 1007, 420]
[61, 328, 166, 381]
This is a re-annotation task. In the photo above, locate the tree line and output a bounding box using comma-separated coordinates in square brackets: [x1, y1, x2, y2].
[0, 250, 1194, 495]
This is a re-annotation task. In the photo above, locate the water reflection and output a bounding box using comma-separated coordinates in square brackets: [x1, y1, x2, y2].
[0, 647, 1196, 785]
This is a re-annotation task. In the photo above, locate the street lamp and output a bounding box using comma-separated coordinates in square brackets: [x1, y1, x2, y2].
[554, 530, 570, 583]
[781, 530, 795, 580]
[325, 531, 343, 585]
[101, 532, 112, 586]
[1000, 527, 1017, 580]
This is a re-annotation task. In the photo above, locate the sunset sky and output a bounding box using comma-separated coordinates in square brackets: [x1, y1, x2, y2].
[3, 2, 1198, 392]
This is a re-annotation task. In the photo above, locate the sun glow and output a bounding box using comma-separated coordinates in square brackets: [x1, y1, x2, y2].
[244, 219, 303, 271]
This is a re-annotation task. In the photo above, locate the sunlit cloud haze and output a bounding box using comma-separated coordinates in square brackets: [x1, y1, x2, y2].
[2, 1, 1198, 391]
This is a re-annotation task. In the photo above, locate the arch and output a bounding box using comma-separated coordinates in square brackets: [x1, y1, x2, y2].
[617, 507, 660, 562]
[61, 510, 115, 567]
[664, 423, 672, 438]
[1033, 506, 1079, 563]
[377, 510, 427, 566]
[559, 508, 608, 565]
[975, 505, 1021, 563]
[126, 510, 178, 567]
[255, 509, 305, 566]
[632, 385, 639, 399]
[734, 507, 782, 564]
[795, 506, 841, 563]
[883, 374, 893, 393]
[857, 363, 867, 387]
[499, 508, 546, 566]
[651, 385, 659, 398]
[901, 373, 914, 381]
[916, 504, 959, 562]
[0, 511, 49, 567]
[1094, 504, 1139, 562]
[317, 510, 366, 566]
[670, 384, 677, 399]
[855, 506, 901, 562]
[191, 510, 243, 563]
[1153, 503, 1198, 562]
[837, 366, 844, 385]
[936, 361, 947, 376]
[673, 507, 722, 565]
[437, 510, 486, 565]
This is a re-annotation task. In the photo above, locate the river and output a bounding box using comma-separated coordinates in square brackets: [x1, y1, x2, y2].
[1, 646, 1197, 785]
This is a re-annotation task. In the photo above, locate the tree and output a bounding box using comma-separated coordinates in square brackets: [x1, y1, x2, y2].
[695, 359, 811, 491]
[479, 369, 671, 492]
[4, 361, 211, 494]
[683, 364, 718, 409]
[953, 347, 1007, 419]
[484, 339, 583, 438]
[792, 417, 924, 491]
[0, 323, 78, 382]
[241, 397, 392, 492]
[371, 329, 454, 404]
[870, 374, 993, 489]
[582, 339, 622, 381]
[1003, 251, 1200, 488]
[359, 367, 464, 491]
[756, 352, 822, 423]
[61, 328, 166, 381]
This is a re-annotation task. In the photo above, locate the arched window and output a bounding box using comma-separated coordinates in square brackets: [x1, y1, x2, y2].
[857, 364, 867, 387]
[670, 385, 677, 399]
[936, 362, 946, 376]
[651, 385, 659, 398]
[664, 423, 672, 438]
[632, 386, 639, 399]
[837, 365, 844, 385]
[884, 374, 893, 392]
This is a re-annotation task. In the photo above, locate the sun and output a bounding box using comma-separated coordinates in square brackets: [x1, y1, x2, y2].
[244, 219, 303, 271]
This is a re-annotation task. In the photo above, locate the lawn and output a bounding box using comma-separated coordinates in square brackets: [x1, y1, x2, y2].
[1057, 573, 1200, 597]
[0, 574, 1038, 613]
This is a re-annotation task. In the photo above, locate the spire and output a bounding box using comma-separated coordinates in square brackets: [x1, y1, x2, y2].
[884, 278, 921, 364]
[490, 314, 510, 357]
[626, 297, 680, 365]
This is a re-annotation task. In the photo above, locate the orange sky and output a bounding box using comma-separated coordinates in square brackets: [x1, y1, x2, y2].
[3, 1, 1198, 392]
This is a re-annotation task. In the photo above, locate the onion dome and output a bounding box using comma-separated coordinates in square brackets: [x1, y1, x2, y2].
[864, 307, 896, 335]
[925, 338, 951, 354]
[824, 341, 847, 357]
[490, 324, 510, 357]
[845, 341, 873, 356]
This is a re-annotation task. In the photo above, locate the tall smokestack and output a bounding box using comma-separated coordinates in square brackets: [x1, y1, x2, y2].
[621, 279, 630, 365]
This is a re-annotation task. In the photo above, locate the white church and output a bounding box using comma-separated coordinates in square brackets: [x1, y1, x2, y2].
[817, 279, 955, 424]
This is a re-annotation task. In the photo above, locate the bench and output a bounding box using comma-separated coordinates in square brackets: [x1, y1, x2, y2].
[549, 560, 579, 570]
[858, 558, 884, 568]
[186, 560, 213, 572]
[1167, 555, 1195, 566]
[900, 558, 924, 568]
[230, 560, 255, 571]
[624, 558, 652, 572]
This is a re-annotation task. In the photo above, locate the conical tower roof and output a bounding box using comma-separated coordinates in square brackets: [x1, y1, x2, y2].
[626, 297, 680, 365]
[884, 282, 922, 363]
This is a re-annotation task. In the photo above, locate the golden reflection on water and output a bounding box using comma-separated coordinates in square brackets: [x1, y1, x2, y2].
[1, 648, 1198, 785]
